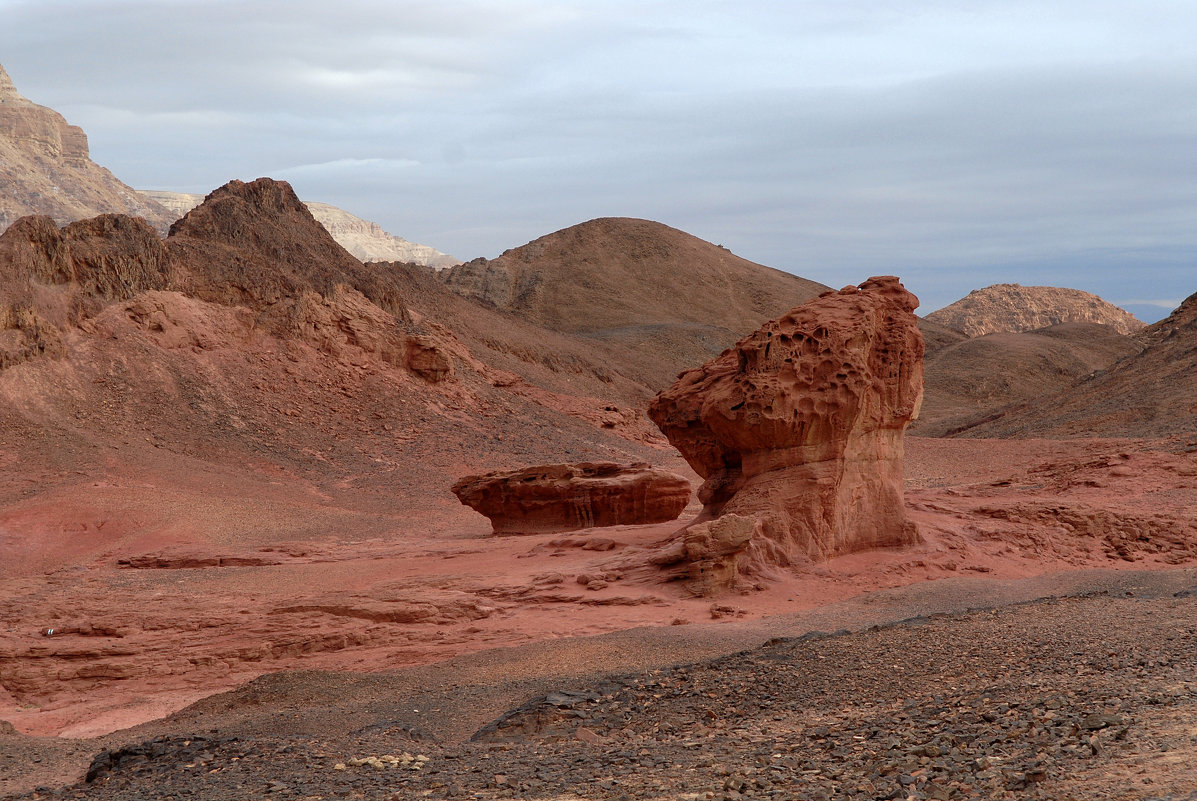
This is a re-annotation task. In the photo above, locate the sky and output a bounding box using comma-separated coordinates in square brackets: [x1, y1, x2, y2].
[1, 1, 1194, 320]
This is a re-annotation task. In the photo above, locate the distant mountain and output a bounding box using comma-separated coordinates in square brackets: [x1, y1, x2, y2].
[0, 63, 174, 234]
[926, 283, 1145, 337]
[440, 217, 829, 387]
[955, 291, 1197, 438]
[141, 190, 459, 269]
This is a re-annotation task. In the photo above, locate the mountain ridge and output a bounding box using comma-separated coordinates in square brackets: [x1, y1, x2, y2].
[926, 282, 1145, 337]
[141, 189, 459, 268]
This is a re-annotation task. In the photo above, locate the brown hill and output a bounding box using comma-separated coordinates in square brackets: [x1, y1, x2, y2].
[0, 178, 675, 573]
[954, 291, 1197, 438]
[925, 283, 1145, 337]
[440, 218, 829, 387]
[913, 322, 1142, 436]
[0, 64, 174, 234]
[917, 317, 968, 357]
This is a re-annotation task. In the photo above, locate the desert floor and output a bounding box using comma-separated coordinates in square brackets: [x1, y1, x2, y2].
[1, 435, 1195, 798]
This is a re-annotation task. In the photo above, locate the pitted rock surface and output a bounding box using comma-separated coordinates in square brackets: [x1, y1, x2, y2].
[649, 276, 924, 578]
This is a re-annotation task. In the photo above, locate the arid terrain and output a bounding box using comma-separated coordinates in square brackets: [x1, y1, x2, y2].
[1, 66, 1195, 801]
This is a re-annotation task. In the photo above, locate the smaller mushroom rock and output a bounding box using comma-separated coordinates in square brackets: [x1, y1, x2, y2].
[451, 462, 691, 535]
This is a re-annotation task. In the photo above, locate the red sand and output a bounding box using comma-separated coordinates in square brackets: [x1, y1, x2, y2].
[2, 435, 1193, 739]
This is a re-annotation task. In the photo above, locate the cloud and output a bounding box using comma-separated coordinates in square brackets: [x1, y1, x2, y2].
[0, 1, 1193, 322]
[273, 157, 422, 176]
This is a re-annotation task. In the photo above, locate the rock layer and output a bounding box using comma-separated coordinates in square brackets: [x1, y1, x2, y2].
[452, 462, 691, 535]
[648, 276, 924, 578]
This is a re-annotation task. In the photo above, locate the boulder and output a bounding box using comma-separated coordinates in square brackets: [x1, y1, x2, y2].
[648, 276, 924, 576]
[452, 462, 691, 535]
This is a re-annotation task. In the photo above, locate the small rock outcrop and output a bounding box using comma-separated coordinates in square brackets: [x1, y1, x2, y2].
[647, 276, 924, 588]
[452, 462, 691, 535]
[925, 283, 1145, 337]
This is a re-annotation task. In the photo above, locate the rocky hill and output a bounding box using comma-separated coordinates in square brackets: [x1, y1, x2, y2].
[0, 64, 174, 234]
[440, 217, 829, 387]
[141, 190, 459, 268]
[955, 290, 1197, 438]
[926, 283, 1145, 337]
[913, 323, 1143, 436]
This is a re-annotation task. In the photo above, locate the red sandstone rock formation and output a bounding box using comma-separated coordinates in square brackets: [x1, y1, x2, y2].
[647, 276, 924, 588]
[0, 213, 171, 370]
[452, 462, 691, 535]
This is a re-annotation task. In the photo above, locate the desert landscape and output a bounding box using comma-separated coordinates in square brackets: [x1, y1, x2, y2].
[1, 51, 1195, 801]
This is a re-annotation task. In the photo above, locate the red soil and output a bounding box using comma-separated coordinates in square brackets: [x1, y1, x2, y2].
[2, 434, 1192, 739]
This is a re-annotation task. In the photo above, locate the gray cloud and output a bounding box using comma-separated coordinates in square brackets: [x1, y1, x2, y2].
[1, 0, 1193, 319]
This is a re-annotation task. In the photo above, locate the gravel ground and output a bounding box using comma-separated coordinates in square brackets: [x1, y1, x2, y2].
[11, 582, 1195, 801]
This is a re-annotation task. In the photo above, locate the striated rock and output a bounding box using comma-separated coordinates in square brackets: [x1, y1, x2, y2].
[680, 514, 758, 597]
[1, 213, 169, 305]
[304, 201, 460, 268]
[648, 276, 924, 577]
[403, 334, 454, 382]
[59, 214, 172, 306]
[926, 283, 1145, 337]
[452, 462, 691, 535]
[292, 285, 408, 366]
[0, 63, 174, 233]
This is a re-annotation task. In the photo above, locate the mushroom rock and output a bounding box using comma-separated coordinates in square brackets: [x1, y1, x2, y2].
[647, 276, 924, 579]
[452, 462, 691, 535]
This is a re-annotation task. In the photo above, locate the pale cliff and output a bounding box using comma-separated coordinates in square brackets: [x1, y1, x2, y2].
[0, 64, 175, 234]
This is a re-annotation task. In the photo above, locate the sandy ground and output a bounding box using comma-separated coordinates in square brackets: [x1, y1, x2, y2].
[1, 435, 1193, 748]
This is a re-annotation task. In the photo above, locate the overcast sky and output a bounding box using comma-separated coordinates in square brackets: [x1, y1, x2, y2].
[1, 1, 1194, 319]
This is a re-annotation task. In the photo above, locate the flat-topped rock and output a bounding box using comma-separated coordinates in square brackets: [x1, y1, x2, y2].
[452, 462, 691, 535]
